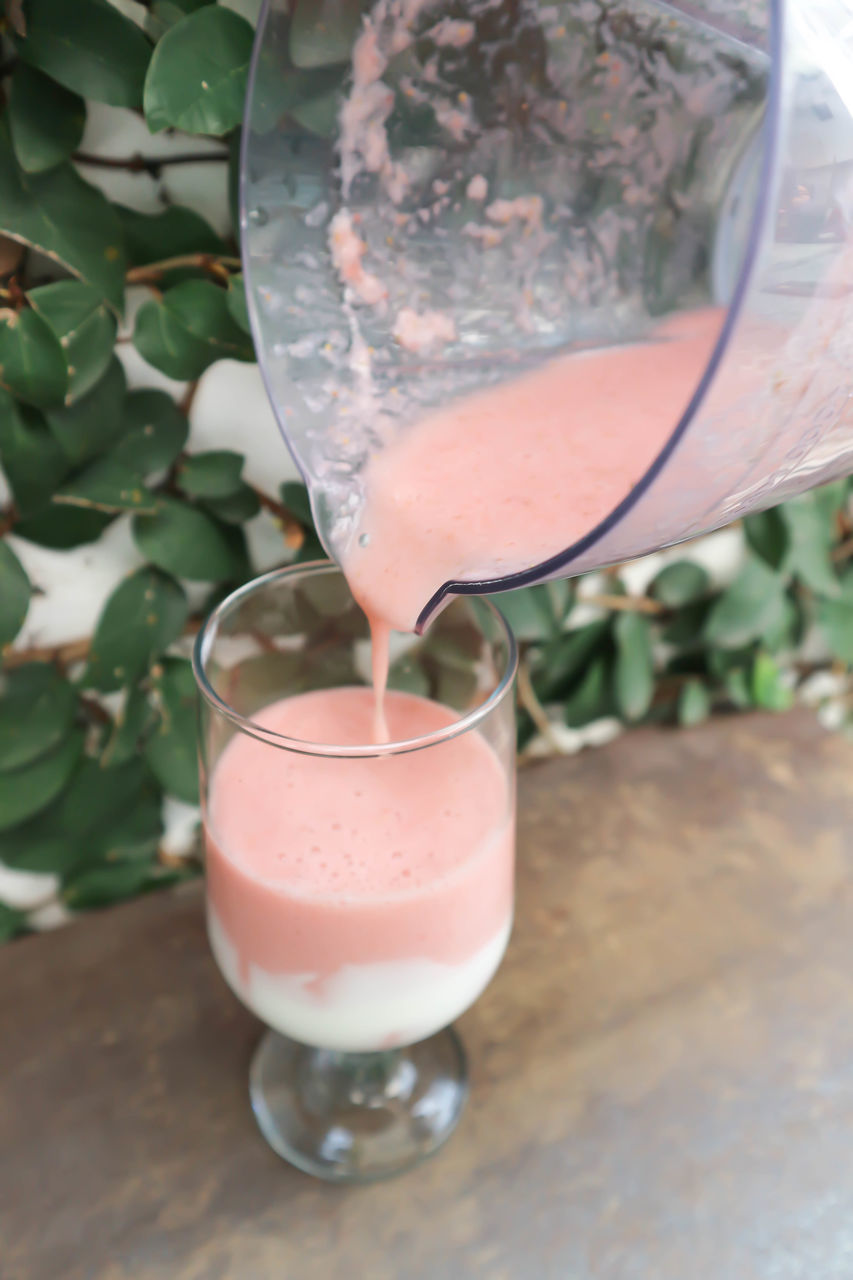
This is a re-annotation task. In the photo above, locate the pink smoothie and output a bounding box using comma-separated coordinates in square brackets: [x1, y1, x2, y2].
[205, 687, 514, 992]
[343, 307, 724, 633]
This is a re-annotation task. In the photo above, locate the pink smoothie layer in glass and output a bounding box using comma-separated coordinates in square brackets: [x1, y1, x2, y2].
[343, 307, 724, 633]
[205, 686, 514, 1051]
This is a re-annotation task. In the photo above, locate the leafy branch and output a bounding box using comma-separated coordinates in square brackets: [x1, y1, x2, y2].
[74, 150, 230, 178]
[581, 592, 666, 616]
[253, 488, 307, 549]
[3, 638, 91, 671]
[126, 253, 241, 286]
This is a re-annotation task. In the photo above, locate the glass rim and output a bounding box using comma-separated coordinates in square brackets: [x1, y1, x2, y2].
[192, 561, 518, 759]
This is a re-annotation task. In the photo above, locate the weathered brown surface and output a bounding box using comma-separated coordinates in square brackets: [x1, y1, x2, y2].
[3, 711, 853, 1280]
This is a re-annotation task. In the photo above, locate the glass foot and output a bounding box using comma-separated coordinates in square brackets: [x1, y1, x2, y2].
[249, 1026, 468, 1183]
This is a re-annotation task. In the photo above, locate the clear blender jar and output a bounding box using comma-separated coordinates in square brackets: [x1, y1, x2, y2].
[240, 0, 853, 630]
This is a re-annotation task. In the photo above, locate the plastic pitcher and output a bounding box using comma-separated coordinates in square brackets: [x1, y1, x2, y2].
[240, 0, 853, 630]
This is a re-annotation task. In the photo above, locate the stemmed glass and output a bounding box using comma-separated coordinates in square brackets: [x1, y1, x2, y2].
[192, 563, 517, 1182]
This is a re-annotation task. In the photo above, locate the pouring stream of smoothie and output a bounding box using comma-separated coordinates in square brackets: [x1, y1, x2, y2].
[370, 616, 391, 742]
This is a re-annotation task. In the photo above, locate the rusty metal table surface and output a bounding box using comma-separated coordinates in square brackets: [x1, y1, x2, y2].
[3, 711, 853, 1280]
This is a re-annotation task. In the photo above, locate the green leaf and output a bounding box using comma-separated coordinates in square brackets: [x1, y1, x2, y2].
[46, 357, 126, 466]
[85, 568, 188, 692]
[201, 483, 261, 525]
[433, 661, 478, 713]
[0, 755, 154, 875]
[544, 578, 574, 622]
[3, 781, 162, 877]
[744, 507, 789, 570]
[143, 6, 254, 136]
[613, 611, 654, 721]
[650, 560, 710, 607]
[780, 495, 840, 598]
[28, 280, 117, 403]
[662, 599, 711, 648]
[134, 280, 254, 378]
[0, 541, 31, 649]
[563, 657, 613, 728]
[226, 273, 251, 334]
[133, 497, 248, 581]
[495, 586, 558, 641]
[817, 595, 853, 665]
[177, 450, 244, 498]
[0, 903, 26, 942]
[387, 651, 430, 698]
[0, 392, 68, 516]
[724, 667, 753, 709]
[280, 481, 315, 530]
[102, 685, 157, 767]
[761, 594, 800, 653]
[144, 658, 199, 803]
[111, 389, 189, 474]
[0, 728, 84, 831]
[63, 861, 167, 910]
[91, 791, 163, 864]
[0, 306, 68, 408]
[133, 297, 213, 380]
[219, 651, 307, 715]
[164, 280, 254, 359]
[290, 87, 341, 137]
[246, 31, 344, 131]
[0, 664, 76, 772]
[53, 757, 149, 840]
[0, 827, 78, 874]
[0, 125, 126, 312]
[13, 505, 111, 549]
[116, 203, 226, 266]
[678, 679, 710, 726]
[8, 64, 86, 174]
[18, 0, 152, 109]
[290, 0, 363, 68]
[54, 457, 157, 515]
[704, 555, 788, 650]
[227, 127, 240, 237]
[532, 620, 611, 702]
[813, 479, 848, 526]
[148, 0, 214, 38]
[294, 529, 327, 563]
[0, 782, 86, 873]
[751, 652, 794, 712]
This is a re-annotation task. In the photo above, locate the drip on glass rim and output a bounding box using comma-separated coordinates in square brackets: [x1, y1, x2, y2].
[192, 561, 518, 759]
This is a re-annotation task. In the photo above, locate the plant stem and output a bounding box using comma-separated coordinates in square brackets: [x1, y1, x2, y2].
[832, 535, 853, 563]
[126, 253, 242, 285]
[517, 655, 565, 753]
[582, 592, 666, 616]
[78, 695, 111, 726]
[179, 380, 200, 417]
[3, 638, 90, 671]
[73, 151, 230, 178]
[252, 489, 306, 548]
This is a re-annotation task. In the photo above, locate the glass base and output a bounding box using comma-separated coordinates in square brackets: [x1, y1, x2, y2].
[249, 1026, 468, 1183]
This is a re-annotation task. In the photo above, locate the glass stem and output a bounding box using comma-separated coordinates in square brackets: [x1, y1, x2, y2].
[306, 1048, 404, 1108]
